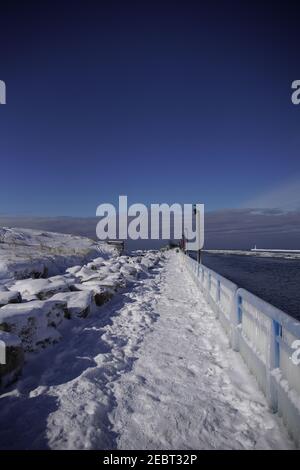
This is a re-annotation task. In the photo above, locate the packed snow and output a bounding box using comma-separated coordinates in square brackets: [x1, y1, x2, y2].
[0, 250, 294, 450]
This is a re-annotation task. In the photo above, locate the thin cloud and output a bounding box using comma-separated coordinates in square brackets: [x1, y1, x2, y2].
[242, 178, 300, 211]
[0, 209, 300, 250]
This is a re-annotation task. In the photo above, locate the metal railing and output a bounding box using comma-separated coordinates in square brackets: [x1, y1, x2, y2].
[183, 253, 300, 447]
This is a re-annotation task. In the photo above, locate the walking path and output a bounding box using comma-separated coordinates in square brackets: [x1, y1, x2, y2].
[0, 253, 293, 449]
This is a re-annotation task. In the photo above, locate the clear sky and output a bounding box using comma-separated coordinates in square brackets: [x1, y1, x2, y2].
[0, 1, 300, 216]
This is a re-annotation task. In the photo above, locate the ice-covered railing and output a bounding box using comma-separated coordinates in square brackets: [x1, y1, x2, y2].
[183, 253, 300, 447]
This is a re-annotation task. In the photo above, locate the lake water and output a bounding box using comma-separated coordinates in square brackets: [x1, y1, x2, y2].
[190, 252, 300, 321]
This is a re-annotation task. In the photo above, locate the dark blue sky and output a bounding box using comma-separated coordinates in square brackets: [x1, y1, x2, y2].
[0, 0, 300, 216]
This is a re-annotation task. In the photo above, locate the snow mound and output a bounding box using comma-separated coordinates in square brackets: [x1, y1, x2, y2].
[0, 227, 117, 284]
[0, 231, 164, 389]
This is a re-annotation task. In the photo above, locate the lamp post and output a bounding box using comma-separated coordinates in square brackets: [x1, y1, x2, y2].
[193, 204, 202, 264]
[184, 227, 189, 256]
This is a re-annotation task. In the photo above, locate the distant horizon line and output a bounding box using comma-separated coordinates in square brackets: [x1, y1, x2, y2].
[0, 207, 299, 218]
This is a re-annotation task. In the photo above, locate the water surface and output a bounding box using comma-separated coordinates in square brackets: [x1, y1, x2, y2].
[191, 252, 300, 321]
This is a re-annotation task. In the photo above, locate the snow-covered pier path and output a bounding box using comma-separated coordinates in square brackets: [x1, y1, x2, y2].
[0, 253, 293, 449]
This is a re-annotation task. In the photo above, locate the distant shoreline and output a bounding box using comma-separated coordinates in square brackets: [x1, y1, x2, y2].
[200, 249, 300, 260]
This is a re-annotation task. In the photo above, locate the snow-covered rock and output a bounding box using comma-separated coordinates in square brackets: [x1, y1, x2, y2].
[0, 300, 67, 351]
[94, 290, 114, 306]
[0, 330, 21, 348]
[11, 279, 50, 297]
[0, 290, 22, 307]
[120, 265, 138, 280]
[72, 282, 114, 306]
[0, 331, 24, 388]
[50, 291, 93, 318]
[106, 262, 122, 273]
[47, 275, 76, 287]
[11, 278, 70, 300]
[140, 255, 157, 270]
[82, 271, 123, 287]
[65, 265, 82, 275]
[86, 257, 105, 270]
[0, 229, 163, 395]
[25, 295, 39, 302]
[74, 266, 100, 282]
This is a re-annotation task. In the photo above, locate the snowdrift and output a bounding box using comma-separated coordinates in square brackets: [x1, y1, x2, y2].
[0, 227, 116, 284]
[0, 227, 162, 388]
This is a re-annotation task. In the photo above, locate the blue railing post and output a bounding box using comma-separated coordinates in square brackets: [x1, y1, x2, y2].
[231, 294, 242, 352]
[217, 280, 221, 303]
[266, 320, 281, 412]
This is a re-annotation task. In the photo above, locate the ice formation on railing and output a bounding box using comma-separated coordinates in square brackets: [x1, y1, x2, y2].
[183, 253, 300, 447]
[240, 298, 272, 365]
